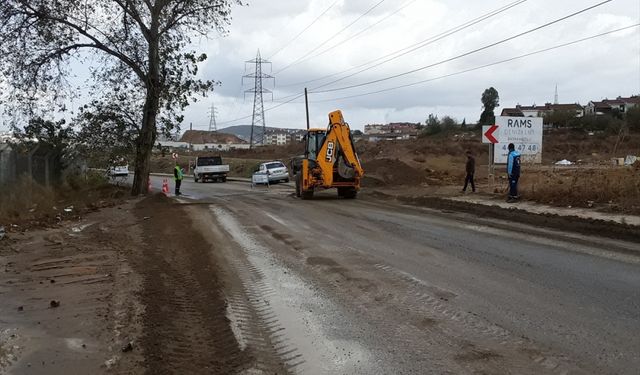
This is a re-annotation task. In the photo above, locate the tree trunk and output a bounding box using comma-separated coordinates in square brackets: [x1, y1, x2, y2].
[131, 34, 160, 196]
[131, 90, 159, 195]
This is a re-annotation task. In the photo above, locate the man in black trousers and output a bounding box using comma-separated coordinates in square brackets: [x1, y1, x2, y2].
[462, 150, 476, 193]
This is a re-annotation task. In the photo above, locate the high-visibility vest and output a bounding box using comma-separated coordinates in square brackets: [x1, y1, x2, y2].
[174, 166, 183, 181]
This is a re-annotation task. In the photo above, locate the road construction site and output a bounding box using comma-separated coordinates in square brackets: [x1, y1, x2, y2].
[1, 175, 639, 374]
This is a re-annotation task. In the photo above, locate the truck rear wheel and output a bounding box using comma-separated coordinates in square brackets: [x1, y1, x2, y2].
[221, 176, 227, 183]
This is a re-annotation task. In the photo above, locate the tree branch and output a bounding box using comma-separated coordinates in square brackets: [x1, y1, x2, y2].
[112, 0, 150, 40]
[159, 4, 219, 36]
[19, 2, 148, 84]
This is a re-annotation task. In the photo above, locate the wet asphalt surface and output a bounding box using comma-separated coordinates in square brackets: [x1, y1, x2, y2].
[153, 176, 640, 374]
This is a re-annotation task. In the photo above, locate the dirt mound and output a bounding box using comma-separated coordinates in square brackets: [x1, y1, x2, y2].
[363, 158, 426, 186]
[180, 130, 246, 144]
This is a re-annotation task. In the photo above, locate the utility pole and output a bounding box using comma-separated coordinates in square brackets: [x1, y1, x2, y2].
[243, 50, 274, 149]
[208, 102, 218, 132]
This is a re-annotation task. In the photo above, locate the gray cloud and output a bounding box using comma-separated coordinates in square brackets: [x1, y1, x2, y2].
[2, 0, 639, 132]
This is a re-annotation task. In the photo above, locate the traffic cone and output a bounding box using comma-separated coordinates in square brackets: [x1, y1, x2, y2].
[162, 179, 169, 195]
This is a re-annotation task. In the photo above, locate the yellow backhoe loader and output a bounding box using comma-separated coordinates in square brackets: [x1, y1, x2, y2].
[292, 109, 364, 200]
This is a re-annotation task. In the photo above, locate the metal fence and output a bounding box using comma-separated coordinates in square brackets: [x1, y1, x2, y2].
[0, 143, 63, 187]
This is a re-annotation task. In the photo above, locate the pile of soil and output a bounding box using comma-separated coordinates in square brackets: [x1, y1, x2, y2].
[363, 158, 426, 186]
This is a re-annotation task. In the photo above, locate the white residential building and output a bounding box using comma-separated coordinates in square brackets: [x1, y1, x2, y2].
[191, 143, 251, 151]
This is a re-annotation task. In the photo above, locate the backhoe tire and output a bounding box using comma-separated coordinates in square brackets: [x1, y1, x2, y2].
[295, 174, 302, 198]
[338, 187, 357, 199]
[302, 190, 314, 200]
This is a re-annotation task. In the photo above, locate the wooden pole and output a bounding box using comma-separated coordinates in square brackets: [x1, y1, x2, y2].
[488, 144, 494, 192]
[304, 88, 310, 159]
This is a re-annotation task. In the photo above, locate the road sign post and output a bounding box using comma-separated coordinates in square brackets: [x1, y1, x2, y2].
[488, 143, 494, 191]
[482, 125, 498, 191]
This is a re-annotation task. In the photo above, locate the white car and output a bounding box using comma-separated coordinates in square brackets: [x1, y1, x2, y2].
[108, 165, 129, 177]
[258, 161, 289, 183]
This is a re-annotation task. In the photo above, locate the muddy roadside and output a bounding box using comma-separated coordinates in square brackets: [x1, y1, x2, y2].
[0, 200, 144, 374]
[130, 194, 250, 374]
[0, 194, 251, 374]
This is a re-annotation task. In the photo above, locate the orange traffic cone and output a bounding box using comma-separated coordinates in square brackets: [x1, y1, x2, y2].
[162, 179, 169, 195]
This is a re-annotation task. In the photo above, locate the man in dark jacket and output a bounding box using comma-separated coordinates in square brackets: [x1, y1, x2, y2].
[462, 150, 476, 193]
[174, 163, 184, 196]
[506, 143, 521, 202]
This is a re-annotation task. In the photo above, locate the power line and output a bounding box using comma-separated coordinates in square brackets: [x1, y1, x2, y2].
[274, 0, 388, 75]
[310, 0, 614, 94]
[307, 0, 528, 92]
[307, 24, 640, 103]
[215, 24, 638, 124]
[288, 0, 418, 69]
[276, 0, 527, 92]
[216, 93, 305, 126]
[268, 0, 340, 60]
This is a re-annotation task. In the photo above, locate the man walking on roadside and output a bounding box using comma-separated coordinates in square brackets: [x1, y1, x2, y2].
[462, 150, 476, 193]
[174, 162, 184, 196]
[506, 143, 521, 202]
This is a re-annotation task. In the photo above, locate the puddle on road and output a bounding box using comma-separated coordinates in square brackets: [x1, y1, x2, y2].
[212, 207, 375, 374]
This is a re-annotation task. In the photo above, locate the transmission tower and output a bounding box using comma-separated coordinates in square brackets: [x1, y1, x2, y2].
[243, 50, 274, 148]
[208, 102, 218, 132]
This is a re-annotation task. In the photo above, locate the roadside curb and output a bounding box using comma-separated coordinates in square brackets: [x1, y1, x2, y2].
[365, 191, 640, 246]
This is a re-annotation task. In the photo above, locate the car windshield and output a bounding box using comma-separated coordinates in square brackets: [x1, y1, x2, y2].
[197, 157, 222, 166]
[266, 162, 285, 169]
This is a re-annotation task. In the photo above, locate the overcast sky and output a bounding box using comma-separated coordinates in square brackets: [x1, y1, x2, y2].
[2, 0, 640, 132]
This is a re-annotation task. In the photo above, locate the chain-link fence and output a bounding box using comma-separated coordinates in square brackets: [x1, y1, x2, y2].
[0, 143, 63, 187]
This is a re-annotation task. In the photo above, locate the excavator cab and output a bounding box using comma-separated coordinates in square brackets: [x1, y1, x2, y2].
[305, 129, 327, 161]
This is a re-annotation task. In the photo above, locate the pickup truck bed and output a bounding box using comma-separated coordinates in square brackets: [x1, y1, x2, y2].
[194, 157, 229, 183]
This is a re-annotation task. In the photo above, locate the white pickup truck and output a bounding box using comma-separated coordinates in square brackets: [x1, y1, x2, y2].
[193, 156, 230, 183]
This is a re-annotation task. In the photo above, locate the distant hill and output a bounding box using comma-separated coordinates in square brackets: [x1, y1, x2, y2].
[218, 125, 305, 141]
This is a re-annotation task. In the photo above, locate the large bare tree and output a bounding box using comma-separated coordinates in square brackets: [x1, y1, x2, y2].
[0, 0, 237, 194]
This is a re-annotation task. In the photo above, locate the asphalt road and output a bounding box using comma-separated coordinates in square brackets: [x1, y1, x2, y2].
[153, 176, 640, 374]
